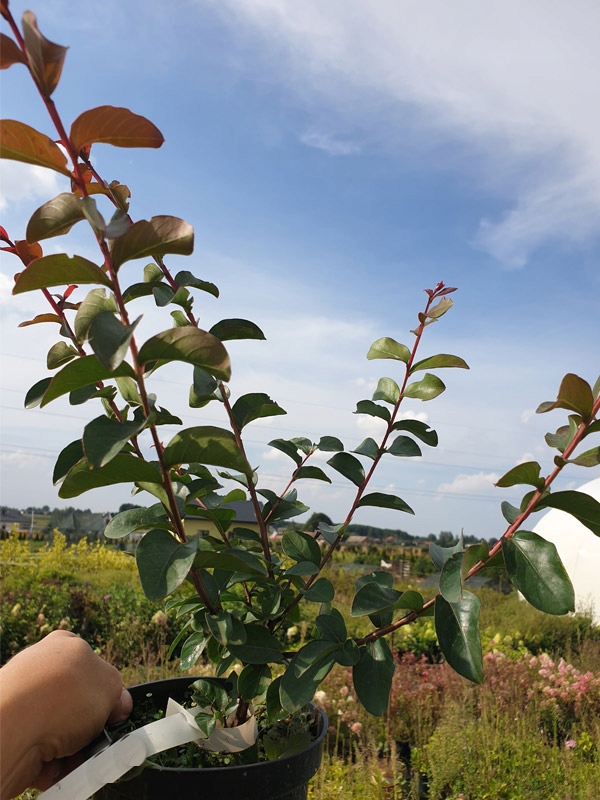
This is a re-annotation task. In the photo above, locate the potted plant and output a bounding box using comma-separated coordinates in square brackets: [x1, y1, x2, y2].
[2, 6, 599, 799]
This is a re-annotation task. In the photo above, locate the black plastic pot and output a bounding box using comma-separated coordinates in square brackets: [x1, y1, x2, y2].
[94, 676, 327, 800]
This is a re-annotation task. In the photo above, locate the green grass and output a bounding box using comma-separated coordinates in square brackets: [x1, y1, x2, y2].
[4, 538, 600, 800]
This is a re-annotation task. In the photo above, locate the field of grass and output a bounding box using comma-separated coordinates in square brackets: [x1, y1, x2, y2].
[2, 534, 599, 799]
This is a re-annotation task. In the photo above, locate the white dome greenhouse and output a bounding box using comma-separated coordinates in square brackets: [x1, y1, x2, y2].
[532, 477, 600, 624]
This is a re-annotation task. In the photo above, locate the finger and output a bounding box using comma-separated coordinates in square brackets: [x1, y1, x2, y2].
[106, 687, 133, 724]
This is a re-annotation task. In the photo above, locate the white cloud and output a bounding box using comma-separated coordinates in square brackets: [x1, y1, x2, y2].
[0, 161, 63, 212]
[0, 272, 13, 305]
[437, 471, 499, 495]
[210, 0, 600, 266]
[515, 452, 536, 465]
[0, 450, 39, 469]
[520, 408, 536, 424]
[299, 128, 361, 156]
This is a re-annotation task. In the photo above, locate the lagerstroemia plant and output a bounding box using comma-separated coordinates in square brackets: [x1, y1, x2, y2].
[2, 6, 600, 737]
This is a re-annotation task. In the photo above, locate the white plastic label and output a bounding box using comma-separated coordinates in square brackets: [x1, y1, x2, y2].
[37, 700, 258, 800]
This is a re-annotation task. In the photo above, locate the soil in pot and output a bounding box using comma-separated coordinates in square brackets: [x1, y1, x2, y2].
[94, 676, 327, 800]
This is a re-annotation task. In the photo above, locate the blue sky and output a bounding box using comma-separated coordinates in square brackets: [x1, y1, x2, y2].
[1, 0, 599, 538]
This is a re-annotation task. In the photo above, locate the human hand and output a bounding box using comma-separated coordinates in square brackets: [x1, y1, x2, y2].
[0, 630, 132, 799]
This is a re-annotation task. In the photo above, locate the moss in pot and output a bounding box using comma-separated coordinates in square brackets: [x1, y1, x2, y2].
[2, 5, 600, 798]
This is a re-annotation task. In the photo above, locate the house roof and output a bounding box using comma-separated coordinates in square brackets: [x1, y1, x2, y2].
[1, 507, 29, 525]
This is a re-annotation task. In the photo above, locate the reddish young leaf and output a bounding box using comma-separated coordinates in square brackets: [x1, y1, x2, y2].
[18, 313, 63, 328]
[70, 106, 164, 151]
[0, 33, 27, 69]
[21, 11, 67, 97]
[0, 119, 70, 175]
[14, 239, 42, 266]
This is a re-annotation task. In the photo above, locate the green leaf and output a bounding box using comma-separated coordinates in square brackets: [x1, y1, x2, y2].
[352, 639, 394, 716]
[366, 337, 410, 362]
[316, 609, 347, 643]
[317, 522, 345, 545]
[351, 581, 402, 616]
[316, 436, 344, 452]
[59, 455, 161, 498]
[295, 466, 331, 483]
[174, 270, 219, 298]
[228, 624, 284, 665]
[74, 289, 118, 341]
[336, 639, 360, 667]
[180, 632, 208, 671]
[238, 664, 271, 702]
[284, 561, 319, 577]
[280, 641, 337, 711]
[501, 501, 520, 524]
[395, 590, 424, 611]
[47, 341, 78, 370]
[104, 504, 170, 539]
[111, 216, 193, 268]
[41, 356, 134, 406]
[80, 196, 106, 236]
[404, 373, 446, 401]
[282, 530, 322, 565]
[462, 542, 489, 577]
[13, 254, 111, 294]
[358, 493, 414, 514]
[136, 529, 197, 602]
[209, 319, 266, 342]
[439, 552, 464, 603]
[267, 439, 302, 465]
[372, 377, 400, 405]
[391, 419, 438, 446]
[189, 366, 218, 408]
[88, 312, 140, 371]
[429, 537, 463, 570]
[206, 612, 247, 646]
[24, 378, 52, 408]
[425, 297, 454, 320]
[83, 415, 146, 469]
[193, 548, 267, 577]
[354, 400, 390, 422]
[52, 439, 84, 485]
[386, 436, 422, 458]
[0, 119, 70, 175]
[545, 421, 577, 453]
[138, 327, 230, 381]
[261, 495, 309, 524]
[410, 353, 469, 374]
[231, 393, 286, 429]
[435, 592, 482, 683]
[115, 376, 143, 407]
[355, 569, 394, 591]
[353, 437, 380, 460]
[163, 426, 249, 472]
[26, 193, 85, 243]
[537, 491, 600, 537]
[303, 577, 335, 602]
[327, 452, 365, 486]
[536, 373, 594, 420]
[105, 209, 130, 239]
[495, 461, 544, 489]
[567, 447, 600, 467]
[502, 531, 575, 614]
